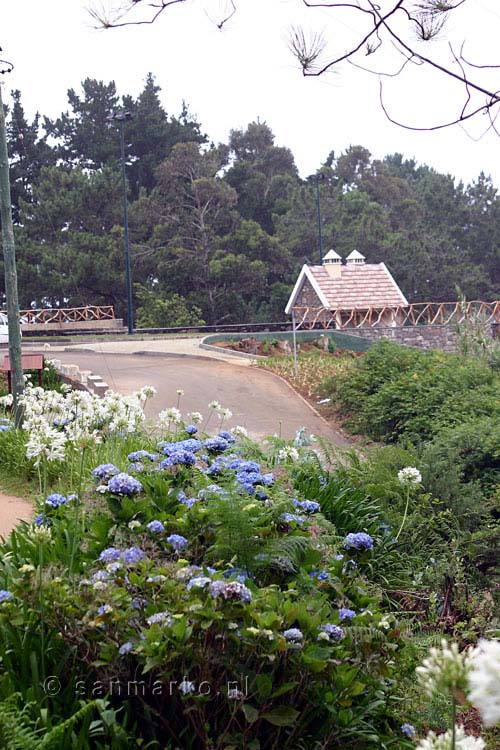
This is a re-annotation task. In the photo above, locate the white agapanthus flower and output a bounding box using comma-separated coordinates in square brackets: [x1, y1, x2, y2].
[232, 425, 248, 439]
[416, 726, 484, 750]
[176, 389, 185, 396]
[468, 639, 500, 727]
[416, 639, 472, 698]
[277, 446, 299, 462]
[397, 466, 422, 485]
[187, 411, 203, 424]
[217, 407, 233, 420]
[208, 400, 221, 410]
[134, 385, 157, 401]
[0, 393, 13, 408]
[26, 429, 67, 466]
[158, 407, 182, 426]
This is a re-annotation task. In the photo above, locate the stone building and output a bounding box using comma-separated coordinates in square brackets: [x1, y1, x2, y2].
[285, 250, 408, 328]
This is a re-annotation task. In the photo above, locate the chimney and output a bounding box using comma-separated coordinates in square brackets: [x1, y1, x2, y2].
[323, 249, 342, 279]
[346, 250, 365, 266]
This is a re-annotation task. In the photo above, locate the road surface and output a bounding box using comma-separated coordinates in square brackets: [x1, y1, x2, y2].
[54, 350, 350, 444]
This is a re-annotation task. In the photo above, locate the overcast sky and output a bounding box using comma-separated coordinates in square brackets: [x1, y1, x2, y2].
[2, 0, 500, 186]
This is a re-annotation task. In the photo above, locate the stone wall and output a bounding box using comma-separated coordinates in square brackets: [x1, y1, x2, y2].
[341, 324, 459, 352]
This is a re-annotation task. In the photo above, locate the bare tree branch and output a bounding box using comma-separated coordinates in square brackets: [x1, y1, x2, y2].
[90, 0, 500, 135]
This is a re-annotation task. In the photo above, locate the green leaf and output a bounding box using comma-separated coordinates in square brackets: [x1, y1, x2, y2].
[255, 674, 273, 699]
[270, 682, 298, 699]
[262, 706, 299, 726]
[241, 703, 259, 724]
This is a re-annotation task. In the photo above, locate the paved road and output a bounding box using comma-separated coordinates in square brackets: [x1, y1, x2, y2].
[54, 350, 349, 444]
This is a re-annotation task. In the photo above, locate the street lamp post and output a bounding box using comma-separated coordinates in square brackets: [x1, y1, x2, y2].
[307, 172, 326, 264]
[108, 109, 134, 334]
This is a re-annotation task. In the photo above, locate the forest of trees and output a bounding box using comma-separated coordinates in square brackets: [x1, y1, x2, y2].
[1, 73, 500, 327]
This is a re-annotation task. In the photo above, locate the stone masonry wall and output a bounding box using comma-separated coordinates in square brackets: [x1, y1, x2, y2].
[341, 324, 459, 352]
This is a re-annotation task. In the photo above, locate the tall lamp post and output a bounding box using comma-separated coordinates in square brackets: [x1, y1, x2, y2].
[108, 109, 134, 335]
[0, 56, 24, 425]
[307, 172, 326, 264]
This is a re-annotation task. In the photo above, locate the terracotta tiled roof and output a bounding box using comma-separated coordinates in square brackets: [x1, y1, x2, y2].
[308, 264, 408, 309]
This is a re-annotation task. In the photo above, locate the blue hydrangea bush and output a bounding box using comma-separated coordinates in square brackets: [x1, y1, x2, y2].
[0, 404, 409, 749]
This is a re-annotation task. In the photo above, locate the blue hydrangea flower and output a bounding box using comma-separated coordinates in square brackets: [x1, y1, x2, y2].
[401, 724, 415, 738]
[223, 568, 249, 583]
[99, 547, 122, 564]
[187, 576, 212, 591]
[108, 473, 143, 496]
[204, 436, 230, 453]
[92, 463, 120, 480]
[97, 604, 113, 616]
[162, 439, 202, 455]
[0, 590, 13, 603]
[161, 450, 197, 468]
[280, 513, 305, 525]
[295, 499, 321, 514]
[235, 470, 263, 485]
[343, 532, 374, 551]
[318, 623, 344, 641]
[229, 459, 260, 472]
[309, 570, 329, 581]
[127, 450, 157, 462]
[338, 608, 356, 622]
[119, 641, 134, 655]
[147, 520, 165, 533]
[146, 611, 173, 627]
[179, 679, 196, 695]
[167, 534, 188, 552]
[206, 456, 231, 476]
[224, 581, 252, 603]
[121, 547, 146, 565]
[209, 580, 251, 603]
[218, 430, 236, 443]
[283, 628, 303, 642]
[180, 497, 199, 509]
[44, 493, 67, 508]
[185, 425, 198, 435]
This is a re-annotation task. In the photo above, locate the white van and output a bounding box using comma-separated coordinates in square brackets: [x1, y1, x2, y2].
[0, 313, 8, 344]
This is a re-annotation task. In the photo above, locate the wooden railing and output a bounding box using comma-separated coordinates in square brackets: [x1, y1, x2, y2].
[19, 305, 116, 325]
[292, 301, 500, 330]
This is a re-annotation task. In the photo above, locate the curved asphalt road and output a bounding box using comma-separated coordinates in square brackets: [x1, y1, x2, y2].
[53, 351, 349, 444]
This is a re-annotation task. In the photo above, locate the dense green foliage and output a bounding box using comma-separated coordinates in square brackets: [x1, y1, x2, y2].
[0, 408, 414, 749]
[329, 340, 500, 591]
[1, 79, 500, 327]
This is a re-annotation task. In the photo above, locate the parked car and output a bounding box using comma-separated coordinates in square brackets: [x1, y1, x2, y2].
[0, 313, 23, 344]
[0, 312, 8, 344]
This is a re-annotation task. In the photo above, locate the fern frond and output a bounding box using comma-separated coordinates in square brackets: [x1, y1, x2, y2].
[0, 695, 104, 750]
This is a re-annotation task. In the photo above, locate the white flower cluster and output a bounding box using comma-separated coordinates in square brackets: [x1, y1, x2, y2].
[277, 446, 299, 463]
[416, 639, 471, 697]
[20, 384, 151, 466]
[397, 466, 422, 485]
[416, 725, 485, 750]
[468, 639, 500, 727]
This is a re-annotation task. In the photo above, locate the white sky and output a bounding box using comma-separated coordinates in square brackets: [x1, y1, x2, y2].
[2, 0, 500, 187]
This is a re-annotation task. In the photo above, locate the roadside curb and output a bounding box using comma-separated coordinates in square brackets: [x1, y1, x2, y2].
[257, 367, 352, 446]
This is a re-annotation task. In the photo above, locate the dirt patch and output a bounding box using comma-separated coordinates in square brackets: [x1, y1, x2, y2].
[214, 336, 359, 359]
[0, 491, 32, 539]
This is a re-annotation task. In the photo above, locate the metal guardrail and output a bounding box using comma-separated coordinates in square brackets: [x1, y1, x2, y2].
[134, 322, 294, 335]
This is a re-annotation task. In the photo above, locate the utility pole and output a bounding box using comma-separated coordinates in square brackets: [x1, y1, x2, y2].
[0, 59, 24, 426]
